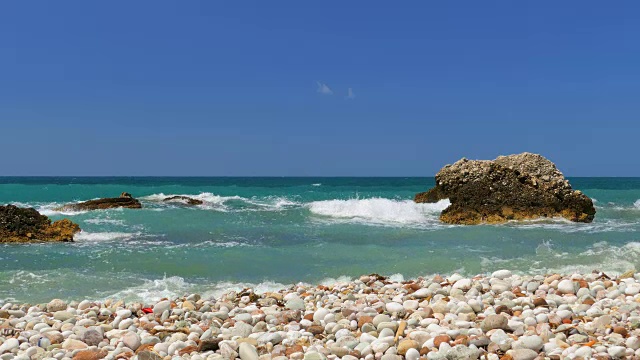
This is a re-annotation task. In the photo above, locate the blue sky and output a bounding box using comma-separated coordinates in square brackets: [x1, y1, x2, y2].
[1, 2, 639, 176]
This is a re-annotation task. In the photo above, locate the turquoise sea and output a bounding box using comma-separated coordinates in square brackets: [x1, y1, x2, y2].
[1, 177, 640, 304]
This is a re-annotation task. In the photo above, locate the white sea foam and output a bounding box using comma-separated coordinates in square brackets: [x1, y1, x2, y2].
[243, 196, 300, 210]
[104, 276, 289, 303]
[506, 217, 638, 233]
[8, 202, 89, 216]
[307, 198, 450, 225]
[635, 199, 640, 209]
[7, 271, 51, 286]
[166, 240, 253, 249]
[39, 207, 89, 216]
[479, 240, 640, 277]
[319, 275, 354, 286]
[142, 192, 243, 204]
[84, 218, 126, 226]
[140, 192, 300, 212]
[312, 183, 322, 187]
[74, 231, 142, 242]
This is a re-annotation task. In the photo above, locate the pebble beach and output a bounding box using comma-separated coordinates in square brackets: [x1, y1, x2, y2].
[3, 271, 640, 360]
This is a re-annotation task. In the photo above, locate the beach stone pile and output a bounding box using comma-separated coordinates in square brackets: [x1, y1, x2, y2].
[0, 205, 80, 243]
[414, 153, 596, 225]
[2, 270, 640, 360]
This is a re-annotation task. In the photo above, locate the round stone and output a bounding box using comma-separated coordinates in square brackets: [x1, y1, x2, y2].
[405, 348, 420, 360]
[608, 346, 626, 359]
[480, 314, 508, 332]
[492, 270, 512, 279]
[506, 348, 538, 360]
[512, 335, 543, 351]
[47, 299, 67, 312]
[313, 308, 329, 323]
[386, 302, 404, 313]
[82, 329, 103, 346]
[122, 331, 141, 351]
[397, 339, 419, 355]
[153, 300, 171, 314]
[557, 279, 576, 294]
[239, 342, 260, 360]
[53, 311, 74, 321]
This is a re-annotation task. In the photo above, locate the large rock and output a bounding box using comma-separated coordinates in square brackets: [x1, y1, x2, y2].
[0, 205, 80, 243]
[61, 192, 142, 211]
[162, 196, 203, 206]
[414, 153, 595, 224]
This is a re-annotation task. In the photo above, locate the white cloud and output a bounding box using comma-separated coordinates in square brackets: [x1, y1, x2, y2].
[346, 87, 355, 100]
[316, 81, 333, 95]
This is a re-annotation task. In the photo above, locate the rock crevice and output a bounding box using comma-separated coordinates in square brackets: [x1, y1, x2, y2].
[415, 153, 596, 224]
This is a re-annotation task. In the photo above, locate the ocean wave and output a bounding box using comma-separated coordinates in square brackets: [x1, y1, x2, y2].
[141, 192, 243, 204]
[592, 199, 640, 211]
[477, 240, 640, 277]
[104, 276, 289, 303]
[84, 218, 126, 226]
[74, 231, 143, 242]
[102, 274, 420, 303]
[508, 218, 637, 233]
[312, 183, 322, 187]
[307, 198, 451, 226]
[7, 201, 89, 216]
[530, 241, 640, 276]
[242, 196, 300, 210]
[6, 270, 52, 286]
[140, 192, 243, 211]
[165, 240, 254, 249]
[140, 192, 300, 212]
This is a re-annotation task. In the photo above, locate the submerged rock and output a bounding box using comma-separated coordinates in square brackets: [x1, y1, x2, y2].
[60, 192, 142, 211]
[162, 195, 203, 206]
[414, 152, 595, 224]
[0, 204, 80, 243]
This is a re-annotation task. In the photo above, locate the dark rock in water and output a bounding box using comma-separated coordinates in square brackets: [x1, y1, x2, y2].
[162, 195, 203, 206]
[414, 152, 596, 224]
[0, 205, 80, 243]
[61, 193, 142, 211]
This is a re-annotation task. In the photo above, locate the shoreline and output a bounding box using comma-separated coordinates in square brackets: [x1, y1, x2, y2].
[2, 271, 640, 359]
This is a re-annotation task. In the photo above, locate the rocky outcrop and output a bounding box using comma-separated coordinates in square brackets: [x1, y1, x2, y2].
[0, 205, 80, 243]
[61, 192, 142, 211]
[162, 196, 203, 206]
[414, 153, 596, 224]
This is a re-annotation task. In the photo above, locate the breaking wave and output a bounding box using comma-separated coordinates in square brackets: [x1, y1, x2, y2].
[140, 192, 299, 212]
[307, 198, 451, 225]
[74, 231, 143, 242]
[104, 276, 289, 303]
[478, 240, 640, 277]
[504, 218, 638, 233]
[8, 201, 89, 216]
